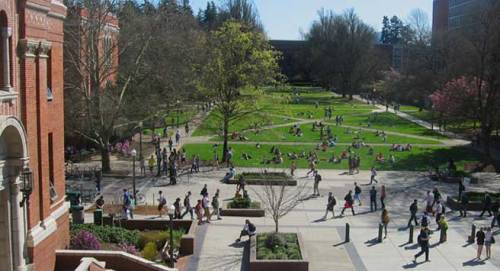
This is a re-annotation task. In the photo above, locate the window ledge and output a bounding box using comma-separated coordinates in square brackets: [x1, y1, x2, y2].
[0, 88, 18, 101]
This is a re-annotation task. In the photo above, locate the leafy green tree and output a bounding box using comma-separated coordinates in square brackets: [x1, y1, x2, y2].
[306, 9, 381, 98]
[198, 21, 280, 161]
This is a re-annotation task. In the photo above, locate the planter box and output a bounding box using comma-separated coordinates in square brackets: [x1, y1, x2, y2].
[101, 218, 196, 256]
[446, 197, 484, 211]
[220, 202, 265, 217]
[226, 173, 296, 186]
[249, 233, 308, 271]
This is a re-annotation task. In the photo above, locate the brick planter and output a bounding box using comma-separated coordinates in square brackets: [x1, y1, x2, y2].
[446, 197, 484, 211]
[101, 218, 196, 256]
[249, 233, 308, 271]
[220, 202, 265, 217]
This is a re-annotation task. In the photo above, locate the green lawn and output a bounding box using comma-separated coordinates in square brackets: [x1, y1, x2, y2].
[232, 124, 442, 145]
[182, 143, 481, 171]
[342, 112, 447, 139]
[192, 111, 291, 136]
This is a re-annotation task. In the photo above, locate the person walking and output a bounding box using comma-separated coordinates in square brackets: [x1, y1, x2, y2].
[354, 182, 362, 206]
[194, 200, 203, 225]
[431, 187, 441, 209]
[485, 227, 495, 259]
[381, 209, 390, 239]
[340, 191, 355, 216]
[157, 191, 166, 218]
[408, 199, 419, 227]
[369, 167, 378, 184]
[458, 179, 465, 200]
[173, 198, 182, 219]
[380, 185, 386, 209]
[460, 192, 469, 217]
[421, 212, 431, 228]
[479, 192, 493, 217]
[414, 228, 431, 263]
[313, 171, 322, 196]
[491, 200, 499, 227]
[175, 130, 181, 145]
[200, 184, 208, 197]
[369, 186, 377, 212]
[212, 192, 221, 220]
[290, 161, 297, 176]
[323, 192, 336, 219]
[424, 191, 433, 214]
[435, 201, 444, 230]
[438, 216, 448, 243]
[181, 191, 194, 220]
[202, 193, 211, 223]
[476, 227, 486, 259]
[148, 155, 156, 175]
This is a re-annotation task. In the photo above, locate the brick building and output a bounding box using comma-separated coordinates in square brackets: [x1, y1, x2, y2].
[0, 0, 68, 270]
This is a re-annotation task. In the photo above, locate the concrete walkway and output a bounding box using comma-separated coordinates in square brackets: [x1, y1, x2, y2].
[92, 168, 500, 271]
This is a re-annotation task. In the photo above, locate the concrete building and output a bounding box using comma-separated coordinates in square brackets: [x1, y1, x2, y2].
[433, 0, 494, 34]
[0, 0, 69, 271]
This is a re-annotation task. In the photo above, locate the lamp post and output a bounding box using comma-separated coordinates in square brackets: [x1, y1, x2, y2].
[20, 168, 33, 207]
[138, 121, 143, 162]
[176, 100, 180, 128]
[167, 205, 175, 267]
[131, 149, 137, 201]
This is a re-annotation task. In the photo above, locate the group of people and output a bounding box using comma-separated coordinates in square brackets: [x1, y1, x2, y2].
[156, 184, 222, 224]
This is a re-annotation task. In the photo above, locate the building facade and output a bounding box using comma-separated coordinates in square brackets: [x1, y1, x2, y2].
[433, 0, 493, 33]
[0, 1, 68, 271]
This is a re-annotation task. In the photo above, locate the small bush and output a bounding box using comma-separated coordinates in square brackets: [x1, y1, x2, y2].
[229, 197, 251, 209]
[142, 242, 158, 261]
[70, 230, 101, 250]
[256, 233, 302, 260]
[137, 231, 169, 250]
[118, 243, 139, 255]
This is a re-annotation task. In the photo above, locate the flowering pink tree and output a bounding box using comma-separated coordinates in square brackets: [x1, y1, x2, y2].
[430, 77, 480, 124]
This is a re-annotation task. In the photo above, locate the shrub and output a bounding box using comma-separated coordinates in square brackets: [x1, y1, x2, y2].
[70, 224, 139, 246]
[229, 197, 251, 208]
[70, 230, 101, 250]
[265, 233, 285, 249]
[137, 230, 185, 251]
[137, 231, 169, 250]
[256, 233, 302, 260]
[118, 243, 139, 255]
[142, 242, 158, 261]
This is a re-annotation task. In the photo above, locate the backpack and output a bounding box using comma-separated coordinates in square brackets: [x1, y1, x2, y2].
[184, 196, 190, 207]
[248, 223, 256, 233]
[355, 186, 361, 194]
[421, 216, 428, 226]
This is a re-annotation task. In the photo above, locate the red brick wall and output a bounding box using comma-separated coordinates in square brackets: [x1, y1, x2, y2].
[29, 213, 70, 271]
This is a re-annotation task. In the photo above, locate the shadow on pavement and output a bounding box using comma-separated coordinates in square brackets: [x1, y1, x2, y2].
[462, 259, 486, 266]
[364, 237, 380, 247]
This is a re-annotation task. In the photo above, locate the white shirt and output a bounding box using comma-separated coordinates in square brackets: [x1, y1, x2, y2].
[485, 231, 493, 242]
[425, 194, 433, 206]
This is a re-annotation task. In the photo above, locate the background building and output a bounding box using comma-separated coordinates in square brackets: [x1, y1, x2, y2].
[0, 0, 68, 270]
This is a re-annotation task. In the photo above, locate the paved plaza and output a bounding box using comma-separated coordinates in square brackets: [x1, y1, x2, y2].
[87, 167, 500, 271]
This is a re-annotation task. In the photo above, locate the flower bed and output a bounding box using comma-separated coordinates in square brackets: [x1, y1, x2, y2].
[70, 224, 183, 265]
[225, 172, 296, 186]
[250, 233, 308, 271]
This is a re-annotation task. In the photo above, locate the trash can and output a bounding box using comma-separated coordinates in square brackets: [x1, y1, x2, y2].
[71, 205, 84, 224]
[94, 209, 103, 225]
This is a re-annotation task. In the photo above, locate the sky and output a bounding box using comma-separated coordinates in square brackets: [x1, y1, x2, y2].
[190, 0, 433, 40]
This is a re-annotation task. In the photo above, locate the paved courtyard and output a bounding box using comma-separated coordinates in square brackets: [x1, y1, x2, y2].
[88, 167, 500, 271]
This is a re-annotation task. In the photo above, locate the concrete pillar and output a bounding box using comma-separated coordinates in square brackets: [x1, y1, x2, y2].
[10, 175, 27, 271]
[2, 27, 12, 89]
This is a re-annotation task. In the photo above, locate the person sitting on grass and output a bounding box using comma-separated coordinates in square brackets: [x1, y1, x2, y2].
[368, 147, 374, 156]
[340, 150, 349, 160]
[236, 219, 257, 242]
[238, 135, 249, 141]
[242, 153, 252, 160]
[287, 152, 298, 160]
[405, 144, 413, 151]
[255, 143, 261, 149]
[376, 153, 385, 163]
[295, 127, 303, 137]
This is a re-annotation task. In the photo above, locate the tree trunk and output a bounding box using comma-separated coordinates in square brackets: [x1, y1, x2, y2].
[275, 219, 279, 233]
[222, 118, 229, 164]
[101, 146, 111, 173]
[481, 127, 492, 159]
